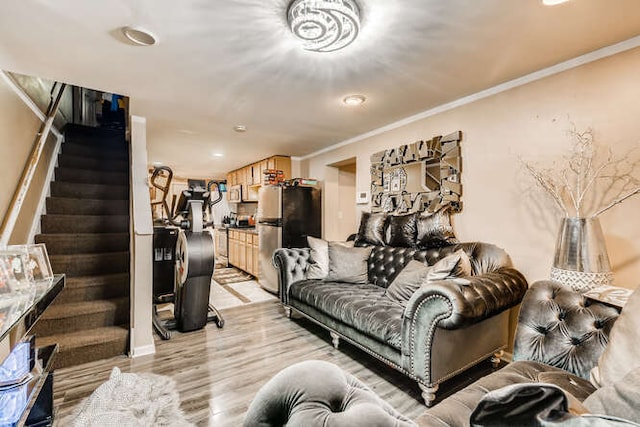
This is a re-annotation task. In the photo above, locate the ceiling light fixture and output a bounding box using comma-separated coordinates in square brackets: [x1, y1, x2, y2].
[542, 0, 570, 5]
[233, 125, 247, 133]
[287, 0, 361, 53]
[121, 26, 157, 46]
[343, 94, 366, 106]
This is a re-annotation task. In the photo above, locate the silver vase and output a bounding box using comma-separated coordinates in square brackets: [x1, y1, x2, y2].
[550, 217, 613, 292]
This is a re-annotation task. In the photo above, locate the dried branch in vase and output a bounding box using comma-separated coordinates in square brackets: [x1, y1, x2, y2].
[521, 127, 640, 218]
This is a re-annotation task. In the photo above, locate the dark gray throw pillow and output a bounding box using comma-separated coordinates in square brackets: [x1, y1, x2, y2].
[384, 260, 430, 305]
[326, 243, 372, 284]
[416, 208, 457, 248]
[385, 213, 418, 247]
[354, 212, 387, 246]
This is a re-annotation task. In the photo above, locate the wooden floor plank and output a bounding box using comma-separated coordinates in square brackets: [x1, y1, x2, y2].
[53, 299, 500, 426]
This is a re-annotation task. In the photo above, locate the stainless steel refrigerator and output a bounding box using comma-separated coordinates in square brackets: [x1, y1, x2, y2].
[257, 185, 321, 293]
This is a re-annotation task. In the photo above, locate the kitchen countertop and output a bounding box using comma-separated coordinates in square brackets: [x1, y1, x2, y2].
[223, 226, 258, 234]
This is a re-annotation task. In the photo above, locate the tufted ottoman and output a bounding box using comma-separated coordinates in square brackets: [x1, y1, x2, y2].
[243, 360, 416, 427]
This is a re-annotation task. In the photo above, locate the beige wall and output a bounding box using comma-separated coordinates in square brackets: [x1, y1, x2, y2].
[0, 75, 60, 245]
[337, 164, 357, 239]
[302, 47, 640, 290]
[9, 132, 58, 244]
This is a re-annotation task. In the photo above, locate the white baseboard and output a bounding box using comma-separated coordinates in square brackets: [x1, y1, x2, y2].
[130, 344, 156, 358]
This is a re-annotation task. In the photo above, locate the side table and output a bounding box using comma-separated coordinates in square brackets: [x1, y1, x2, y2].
[583, 284, 634, 309]
[0, 275, 65, 426]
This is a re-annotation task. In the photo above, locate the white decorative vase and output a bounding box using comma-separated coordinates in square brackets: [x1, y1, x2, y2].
[550, 217, 613, 292]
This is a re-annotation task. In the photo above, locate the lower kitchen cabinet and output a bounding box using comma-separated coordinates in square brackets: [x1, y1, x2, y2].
[228, 229, 259, 278]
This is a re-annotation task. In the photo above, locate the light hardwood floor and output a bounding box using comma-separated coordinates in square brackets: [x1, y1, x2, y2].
[53, 300, 497, 426]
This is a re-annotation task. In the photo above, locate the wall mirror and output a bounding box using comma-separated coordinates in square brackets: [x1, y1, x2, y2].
[370, 131, 462, 214]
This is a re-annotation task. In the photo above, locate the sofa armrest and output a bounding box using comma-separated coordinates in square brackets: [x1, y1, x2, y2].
[272, 248, 311, 304]
[404, 267, 528, 330]
[402, 267, 528, 351]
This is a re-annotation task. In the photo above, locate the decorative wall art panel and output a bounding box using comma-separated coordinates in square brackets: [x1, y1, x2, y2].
[370, 131, 462, 214]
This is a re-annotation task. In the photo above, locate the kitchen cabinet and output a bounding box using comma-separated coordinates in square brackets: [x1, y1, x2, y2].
[251, 234, 259, 277]
[226, 156, 291, 203]
[228, 229, 259, 278]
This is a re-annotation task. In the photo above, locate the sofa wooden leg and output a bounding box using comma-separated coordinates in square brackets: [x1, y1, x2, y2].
[418, 383, 438, 407]
[283, 306, 292, 318]
[491, 350, 504, 368]
[329, 332, 340, 349]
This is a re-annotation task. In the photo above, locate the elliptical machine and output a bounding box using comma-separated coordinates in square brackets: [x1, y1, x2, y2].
[151, 168, 224, 339]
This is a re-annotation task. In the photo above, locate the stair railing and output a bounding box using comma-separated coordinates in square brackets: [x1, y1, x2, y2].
[0, 80, 67, 246]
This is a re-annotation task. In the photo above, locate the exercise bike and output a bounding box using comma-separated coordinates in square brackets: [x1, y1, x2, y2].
[151, 169, 225, 339]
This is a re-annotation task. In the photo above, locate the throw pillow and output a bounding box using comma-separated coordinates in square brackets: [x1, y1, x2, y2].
[426, 249, 472, 282]
[590, 286, 640, 388]
[416, 208, 458, 248]
[384, 260, 430, 305]
[583, 367, 640, 423]
[385, 213, 418, 247]
[354, 212, 387, 246]
[307, 236, 329, 279]
[326, 243, 372, 284]
[470, 383, 572, 425]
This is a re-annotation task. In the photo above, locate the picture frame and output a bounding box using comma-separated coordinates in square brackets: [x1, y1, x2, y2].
[0, 248, 33, 291]
[0, 257, 18, 295]
[24, 244, 53, 282]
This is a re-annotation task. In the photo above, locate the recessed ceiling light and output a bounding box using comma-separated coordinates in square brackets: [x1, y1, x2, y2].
[233, 125, 247, 133]
[542, 0, 570, 5]
[152, 161, 164, 167]
[121, 26, 157, 46]
[212, 153, 224, 158]
[343, 95, 366, 106]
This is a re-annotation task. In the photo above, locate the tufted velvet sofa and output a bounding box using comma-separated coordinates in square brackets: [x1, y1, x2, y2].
[416, 280, 621, 426]
[273, 242, 528, 405]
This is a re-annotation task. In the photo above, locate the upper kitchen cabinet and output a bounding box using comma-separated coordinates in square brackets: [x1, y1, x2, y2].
[226, 156, 291, 202]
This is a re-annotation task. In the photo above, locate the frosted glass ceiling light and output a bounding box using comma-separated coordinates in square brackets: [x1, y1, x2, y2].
[287, 0, 361, 53]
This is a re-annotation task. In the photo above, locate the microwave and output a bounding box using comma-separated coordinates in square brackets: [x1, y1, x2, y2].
[227, 184, 242, 203]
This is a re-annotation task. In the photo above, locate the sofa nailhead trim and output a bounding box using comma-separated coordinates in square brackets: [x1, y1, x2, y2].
[409, 295, 452, 385]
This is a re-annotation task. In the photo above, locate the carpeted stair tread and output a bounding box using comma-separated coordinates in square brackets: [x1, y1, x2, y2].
[62, 143, 128, 160]
[37, 326, 129, 350]
[41, 214, 128, 234]
[36, 326, 129, 370]
[41, 298, 128, 320]
[55, 273, 129, 304]
[33, 298, 129, 336]
[35, 233, 129, 255]
[46, 197, 128, 215]
[51, 181, 128, 200]
[49, 252, 129, 276]
[57, 155, 128, 172]
[55, 167, 128, 185]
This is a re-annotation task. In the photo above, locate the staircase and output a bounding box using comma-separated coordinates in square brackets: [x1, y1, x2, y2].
[33, 124, 130, 369]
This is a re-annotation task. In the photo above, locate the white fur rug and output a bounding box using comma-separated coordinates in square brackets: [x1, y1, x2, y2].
[66, 367, 194, 427]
